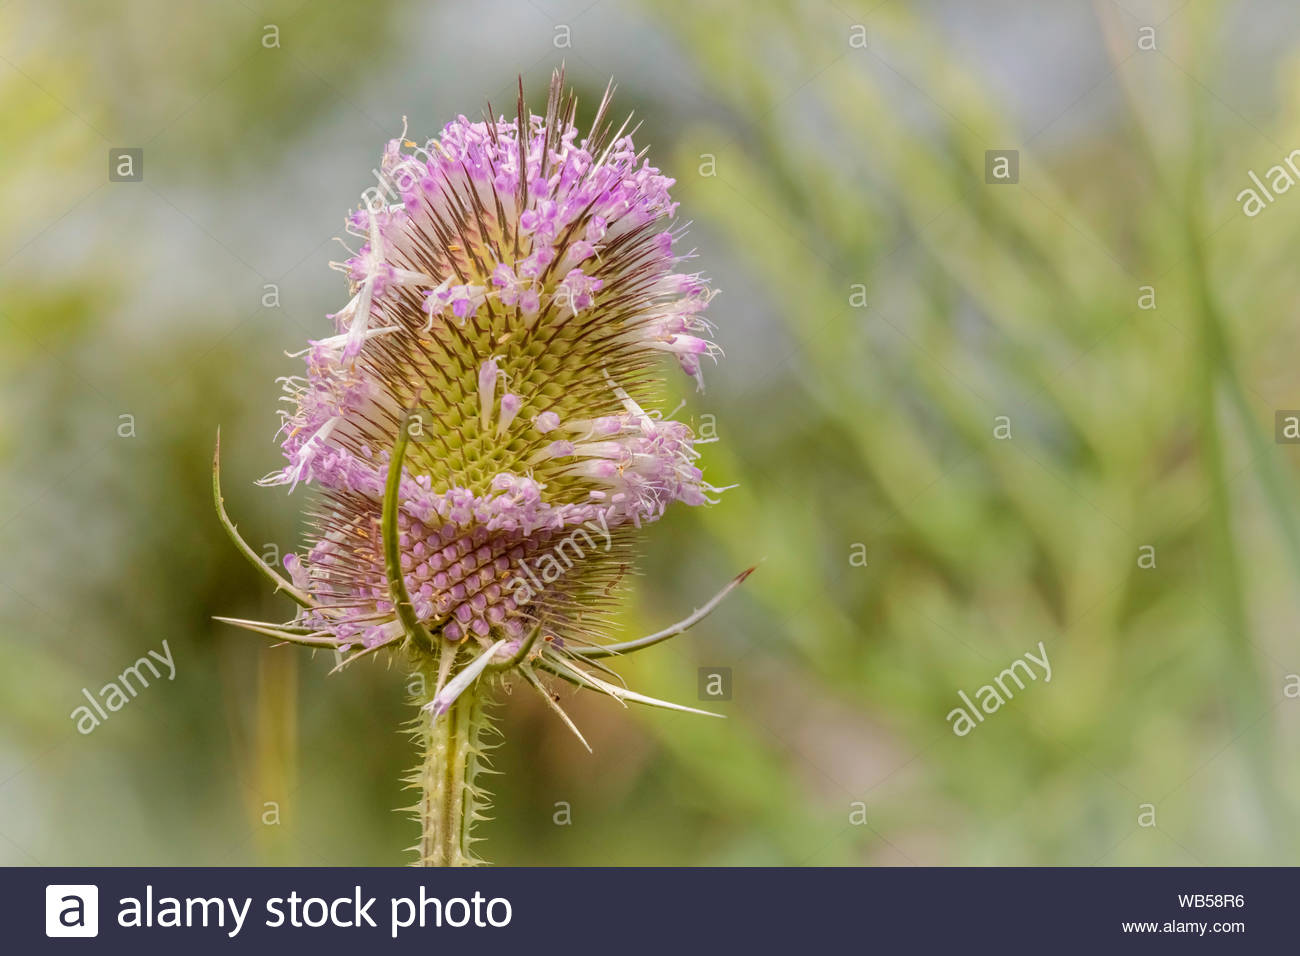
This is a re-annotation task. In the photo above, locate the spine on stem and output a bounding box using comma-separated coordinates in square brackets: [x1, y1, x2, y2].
[409, 648, 496, 867]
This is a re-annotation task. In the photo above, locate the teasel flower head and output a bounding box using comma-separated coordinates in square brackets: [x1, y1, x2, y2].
[214, 70, 752, 865]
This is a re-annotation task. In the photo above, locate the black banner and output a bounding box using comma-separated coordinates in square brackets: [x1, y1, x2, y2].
[7, 867, 1294, 953]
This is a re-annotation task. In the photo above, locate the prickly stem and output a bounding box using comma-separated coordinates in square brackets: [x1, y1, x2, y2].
[411, 643, 494, 866]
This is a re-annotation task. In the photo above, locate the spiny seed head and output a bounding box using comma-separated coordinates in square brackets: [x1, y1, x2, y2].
[260, 71, 723, 657]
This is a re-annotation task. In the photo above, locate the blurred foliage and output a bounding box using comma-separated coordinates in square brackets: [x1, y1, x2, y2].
[2, 0, 1299, 866]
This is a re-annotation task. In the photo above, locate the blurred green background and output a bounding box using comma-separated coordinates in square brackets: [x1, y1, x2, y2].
[3, 0, 1300, 865]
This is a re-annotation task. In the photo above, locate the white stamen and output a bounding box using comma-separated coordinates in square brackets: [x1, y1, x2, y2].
[478, 357, 500, 432]
[424, 639, 507, 718]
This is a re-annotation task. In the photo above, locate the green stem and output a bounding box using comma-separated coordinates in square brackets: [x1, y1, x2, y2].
[412, 645, 491, 866]
[1184, 103, 1287, 850]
